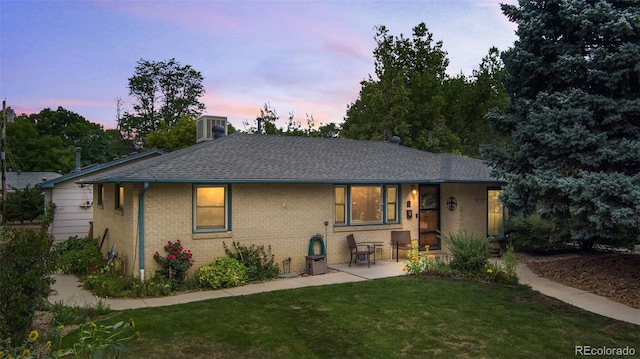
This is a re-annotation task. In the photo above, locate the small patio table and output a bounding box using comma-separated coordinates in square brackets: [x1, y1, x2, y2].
[359, 241, 385, 264]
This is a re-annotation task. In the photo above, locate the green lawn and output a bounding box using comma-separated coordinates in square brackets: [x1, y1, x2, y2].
[83, 276, 639, 358]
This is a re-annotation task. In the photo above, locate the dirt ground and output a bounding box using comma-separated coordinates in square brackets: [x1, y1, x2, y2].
[518, 250, 640, 309]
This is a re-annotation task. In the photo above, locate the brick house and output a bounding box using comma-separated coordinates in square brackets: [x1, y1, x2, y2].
[80, 133, 506, 278]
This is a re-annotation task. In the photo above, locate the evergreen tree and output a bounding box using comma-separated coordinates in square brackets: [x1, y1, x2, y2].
[482, 0, 640, 248]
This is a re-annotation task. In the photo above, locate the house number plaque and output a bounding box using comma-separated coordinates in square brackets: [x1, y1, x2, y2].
[446, 197, 457, 211]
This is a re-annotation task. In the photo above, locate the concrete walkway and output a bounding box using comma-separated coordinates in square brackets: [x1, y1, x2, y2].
[48, 260, 639, 325]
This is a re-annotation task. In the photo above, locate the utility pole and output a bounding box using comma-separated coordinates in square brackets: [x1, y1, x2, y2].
[1, 100, 14, 225]
[1, 99, 7, 225]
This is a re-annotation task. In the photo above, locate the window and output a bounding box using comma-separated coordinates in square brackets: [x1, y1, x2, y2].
[386, 186, 398, 222]
[334, 185, 399, 225]
[115, 184, 124, 210]
[335, 186, 346, 224]
[194, 185, 227, 232]
[351, 185, 382, 223]
[488, 188, 506, 238]
[97, 184, 104, 206]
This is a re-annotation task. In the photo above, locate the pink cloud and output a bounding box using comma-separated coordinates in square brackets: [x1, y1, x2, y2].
[7, 97, 118, 128]
[9, 106, 38, 118]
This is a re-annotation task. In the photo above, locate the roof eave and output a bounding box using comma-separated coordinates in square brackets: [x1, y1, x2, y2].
[39, 150, 166, 187]
[77, 177, 506, 185]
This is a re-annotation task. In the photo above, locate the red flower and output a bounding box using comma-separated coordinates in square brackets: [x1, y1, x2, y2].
[167, 254, 176, 261]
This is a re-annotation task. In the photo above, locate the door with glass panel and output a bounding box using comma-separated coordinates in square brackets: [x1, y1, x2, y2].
[418, 185, 440, 249]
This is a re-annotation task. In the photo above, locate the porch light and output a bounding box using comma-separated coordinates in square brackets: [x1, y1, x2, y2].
[411, 185, 418, 200]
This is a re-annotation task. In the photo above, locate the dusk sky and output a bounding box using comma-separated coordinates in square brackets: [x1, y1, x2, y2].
[1, 0, 518, 130]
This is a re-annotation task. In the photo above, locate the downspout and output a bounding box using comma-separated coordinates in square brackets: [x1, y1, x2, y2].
[138, 182, 149, 282]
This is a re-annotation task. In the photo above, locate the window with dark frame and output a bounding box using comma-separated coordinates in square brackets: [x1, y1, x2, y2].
[194, 185, 228, 232]
[386, 186, 398, 222]
[487, 188, 506, 238]
[335, 186, 346, 224]
[115, 184, 124, 210]
[97, 184, 104, 206]
[334, 184, 399, 226]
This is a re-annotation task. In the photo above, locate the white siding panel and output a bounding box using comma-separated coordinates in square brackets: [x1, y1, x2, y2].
[50, 181, 94, 242]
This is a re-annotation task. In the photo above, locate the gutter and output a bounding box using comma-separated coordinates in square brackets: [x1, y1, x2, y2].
[138, 182, 149, 282]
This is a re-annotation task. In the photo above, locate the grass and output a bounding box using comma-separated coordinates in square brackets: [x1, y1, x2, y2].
[66, 276, 639, 359]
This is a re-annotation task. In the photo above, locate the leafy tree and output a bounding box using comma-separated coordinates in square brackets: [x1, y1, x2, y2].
[29, 107, 117, 166]
[104, 128, 137, 159]
[341, 24, 508, 156]
[120, 58, 206, 147]
[243, 103, 341, 138]
[443, 47, 510, 157]
[145, 115, 197, 151]
[7, 108, 124, 172]
[2, 185, 43, 223]
[6, 115, 74, 172]
[481, 0, 640, 248]
[342, 23, 453, 152]
[315, 122, 341, 138]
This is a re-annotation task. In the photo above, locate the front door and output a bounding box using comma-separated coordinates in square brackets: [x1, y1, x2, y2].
[418, 185, 441, 250]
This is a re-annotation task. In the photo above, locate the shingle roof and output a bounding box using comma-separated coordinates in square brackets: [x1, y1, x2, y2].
[6, 171, 62, 191]
[38, 150, 165, 188]
[79, 134, 503, 184]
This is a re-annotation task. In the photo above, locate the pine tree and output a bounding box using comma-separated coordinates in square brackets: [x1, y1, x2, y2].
[482, 0, 640, 248]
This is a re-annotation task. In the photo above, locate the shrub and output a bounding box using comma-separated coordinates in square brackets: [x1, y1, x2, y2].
[2, 184, 44, 223]
[223, 241, 280, 282]
[196, 257, 248, 289]
[402, 245, 447, 274]
[54, 236, 104, 275]
[442, 231, 490, 273]
[500, 242, 518, 283]
[507, 214, 568, 253]
[0, 228, 57, 343]
[153, 239, 194, 291]
[49, 299, 111, 327]
[82, 269, 172, 298]
[54, 319, 138, 359]
[0, 318, 138, 359]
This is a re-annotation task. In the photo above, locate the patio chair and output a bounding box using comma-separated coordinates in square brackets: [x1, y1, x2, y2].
[391, 230, 414, 262]
[346, 234, 374, 268]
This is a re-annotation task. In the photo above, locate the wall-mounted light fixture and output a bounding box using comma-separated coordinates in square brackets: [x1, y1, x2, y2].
[411, 185, 418, 200]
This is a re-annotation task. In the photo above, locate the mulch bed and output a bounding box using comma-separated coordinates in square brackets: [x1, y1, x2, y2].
[519, 251, 640, 309]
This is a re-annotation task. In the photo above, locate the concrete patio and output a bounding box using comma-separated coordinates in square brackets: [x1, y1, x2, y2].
[329, 258, 407, 279]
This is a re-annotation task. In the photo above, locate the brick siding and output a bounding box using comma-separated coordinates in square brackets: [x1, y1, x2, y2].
[92, 182, 494, 278]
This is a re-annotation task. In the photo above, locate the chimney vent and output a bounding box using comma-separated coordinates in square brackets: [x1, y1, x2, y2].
[74, 147, 82, 172]
[212, 125, 225, 139]
[196, 115, 228, 142]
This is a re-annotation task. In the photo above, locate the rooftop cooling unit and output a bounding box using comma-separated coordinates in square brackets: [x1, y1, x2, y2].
[196, 115, 228, 143]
